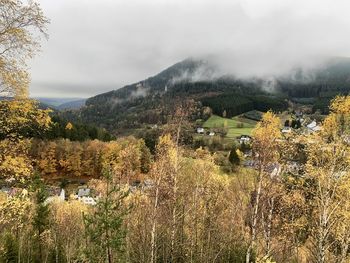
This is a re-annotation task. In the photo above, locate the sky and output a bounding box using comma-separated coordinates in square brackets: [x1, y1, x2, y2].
[30, 0, 350, 98]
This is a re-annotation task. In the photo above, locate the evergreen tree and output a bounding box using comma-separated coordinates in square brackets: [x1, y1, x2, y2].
[229, 146, 240, 166]
[83, 170, 130, 263]
[32, 174, 50, 263]
[1, 233, 18, 263]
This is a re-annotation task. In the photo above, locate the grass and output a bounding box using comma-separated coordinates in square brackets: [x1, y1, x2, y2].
[226, 127, 255, 137]
[203, 115, 257, 138]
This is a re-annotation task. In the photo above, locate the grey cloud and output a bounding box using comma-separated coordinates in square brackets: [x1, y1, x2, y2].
[30, 0, 350, 97]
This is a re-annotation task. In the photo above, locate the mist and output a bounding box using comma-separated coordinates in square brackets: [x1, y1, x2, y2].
[30, 0, 350, 97]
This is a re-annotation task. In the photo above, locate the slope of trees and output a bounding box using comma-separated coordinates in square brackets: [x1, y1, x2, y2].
[29, 137, 151, 179]
[0, 96, 349, 263]
[201, 93, 287, 118]
[43, 115, 114, 142]
[0, 0, 51, 181]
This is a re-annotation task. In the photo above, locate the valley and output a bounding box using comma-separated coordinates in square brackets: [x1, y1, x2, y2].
[1, 1, 350, 262]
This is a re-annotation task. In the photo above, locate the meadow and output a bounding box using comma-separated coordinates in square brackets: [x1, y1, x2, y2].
[203, 114, 257, 138]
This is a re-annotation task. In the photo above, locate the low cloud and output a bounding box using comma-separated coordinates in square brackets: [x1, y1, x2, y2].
[30, 0, 350, 97]
[131, 83, 149, 99]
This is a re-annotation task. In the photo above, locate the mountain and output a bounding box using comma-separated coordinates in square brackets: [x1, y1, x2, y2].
[77, 57, 350, 131]
[34, 97, 86, 110]
[56, 99, 86, 110]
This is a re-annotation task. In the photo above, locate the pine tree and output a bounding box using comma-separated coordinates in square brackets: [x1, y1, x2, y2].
[1, 233, 19, 263]
[229, 146, 240, 166]
[32, 174, 50, 263]
[83, 170, 130, 263]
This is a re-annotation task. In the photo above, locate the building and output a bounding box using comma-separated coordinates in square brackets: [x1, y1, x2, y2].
[197, 127, 205, 134]
[74, 187, 98, 205]
[79, 196, 97, 205]
[45, 188, 65, 204]
[282, 127, 292, 133]
[238, 135, 251, 144]
[77, 187, 90, 198]
[307, 121, 321, 132]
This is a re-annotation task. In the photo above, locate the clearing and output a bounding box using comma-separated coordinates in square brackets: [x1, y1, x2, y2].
[203, 115, 257, 138]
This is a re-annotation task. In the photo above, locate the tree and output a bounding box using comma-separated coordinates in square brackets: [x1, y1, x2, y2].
[305, 96, 350, 263]
[0, 0, 50, 181]
[0, 190, 32, 262]
[50, 200, 88, 263]
[38, 141, 57, 175]
[229, 146, 240, 166]
[65, 122, 73, 130]
[149, 134, 180, 263]
[246, 111, 281, 263]
[83, 169, 130, 263]
[1, 232, 19, 263]
[0, 0, 49, 98]
[32, 175, 50, 263]
[139, 140, 152, 174]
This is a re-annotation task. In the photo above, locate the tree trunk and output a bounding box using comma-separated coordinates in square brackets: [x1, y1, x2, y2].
[264, 197, 275, 257]
[246, 169, 263, 263]
[150, 178, 161, 263]
[170, 123, 182, 262]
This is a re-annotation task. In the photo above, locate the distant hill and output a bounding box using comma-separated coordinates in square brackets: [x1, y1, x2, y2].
[34, 97, 86, 110]
[57, 99, 86, 110]
[76, 57, 350, 131]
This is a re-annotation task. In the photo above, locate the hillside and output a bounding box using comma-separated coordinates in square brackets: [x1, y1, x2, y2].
[34, 97, 86, 110]
[77, 57, 350, 131]
[57, 99, 86, 110]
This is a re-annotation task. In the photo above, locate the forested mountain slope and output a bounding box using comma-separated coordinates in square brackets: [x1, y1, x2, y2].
[78, 57, 350, 130]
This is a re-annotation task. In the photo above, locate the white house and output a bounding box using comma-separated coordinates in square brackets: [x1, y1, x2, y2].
[209, 131, 215, 136]
[45, 189, 65, 204]
[238, 135, 251, 144]
[77, 187, 90, 198]
[79, 196, 97, 206]
[307, 121, 321, 132]
[197, 127, 205, 134]
[282, 127, 292, 133]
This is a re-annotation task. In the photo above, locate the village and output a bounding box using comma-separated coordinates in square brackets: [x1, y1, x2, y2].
[193, 107, 324, 178]
[0, 107, 325, 206]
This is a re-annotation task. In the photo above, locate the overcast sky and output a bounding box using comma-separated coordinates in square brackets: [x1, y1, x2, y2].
[30, 0, 350, 98]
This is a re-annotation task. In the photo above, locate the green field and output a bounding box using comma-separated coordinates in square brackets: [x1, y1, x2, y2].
[203, 115, 257, 138]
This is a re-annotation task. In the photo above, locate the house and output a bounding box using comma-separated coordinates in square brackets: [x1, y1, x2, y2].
[79, 196, 97, 206]
[74, 187, 98, 205]
[197, 127, 205, 134]
[307, 121, 321, 132]
[45, 188, 65, 204]
[295, 111, 303, 118]
[59, 189, 65, 201]
[45, 189, 65, 204]
[209, 131, 215, 136]
[77, 187, 90, 198]
[238, 135, 251, 144]
[282, 127, 292, 133]
[265, 163, 282, 178]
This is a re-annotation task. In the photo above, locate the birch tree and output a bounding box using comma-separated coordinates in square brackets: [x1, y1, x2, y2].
[246, 111, 281, 263]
